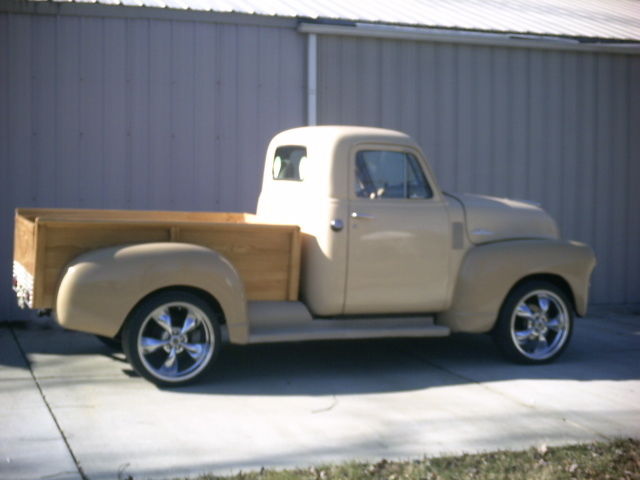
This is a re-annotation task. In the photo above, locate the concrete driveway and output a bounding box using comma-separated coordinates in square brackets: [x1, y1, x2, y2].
[1, 307, 639, 480]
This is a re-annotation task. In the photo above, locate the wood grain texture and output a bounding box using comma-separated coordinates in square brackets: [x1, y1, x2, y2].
[13, 213, 36, 273]
[17, 208, 258, 223]
[15, 208, 300, 308]
[287, 227, 301, 301]
[33, 222, 47, 308]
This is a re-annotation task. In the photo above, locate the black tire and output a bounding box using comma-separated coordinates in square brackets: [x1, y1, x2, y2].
[493, 281, 573, 364]
[122, 291, 221, 387]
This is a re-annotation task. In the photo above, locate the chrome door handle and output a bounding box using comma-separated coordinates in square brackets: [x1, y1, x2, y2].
[351, 212, 374, 220]
[330, 219, 344, 232]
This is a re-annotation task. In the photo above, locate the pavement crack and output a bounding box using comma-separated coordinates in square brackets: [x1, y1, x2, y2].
[9, 327, 90, 480]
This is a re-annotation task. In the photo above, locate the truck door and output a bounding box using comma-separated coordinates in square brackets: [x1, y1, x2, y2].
[344, 147, 451, 314]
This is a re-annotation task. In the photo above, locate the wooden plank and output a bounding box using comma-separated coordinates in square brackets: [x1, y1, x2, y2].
[14, 208, 302, 308]
[13, 213, 36, 274]
[16, 208, 257, 224]
[39, 222, 172, 307]
[178, 225, 296, 300]
[32, 222, 47, 308]
[177, 224, 293, 249]
[287, 228, 301, 301]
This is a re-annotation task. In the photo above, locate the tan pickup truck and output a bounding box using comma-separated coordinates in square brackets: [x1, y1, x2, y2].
[13, 126, 596, 386]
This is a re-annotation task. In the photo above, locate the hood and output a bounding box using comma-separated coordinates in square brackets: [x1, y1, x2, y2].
[448, 193, 559, 245]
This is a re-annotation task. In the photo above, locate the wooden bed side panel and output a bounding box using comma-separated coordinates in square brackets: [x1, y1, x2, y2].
[177, 224, 300, 301]
[23, 214, 301, 308]
[16, 207, 258, 224]
[39, 222, 172, 308]
[33, 222, 48, 308]
[287, 229, 302, 301]
[13, 212, 36, 274]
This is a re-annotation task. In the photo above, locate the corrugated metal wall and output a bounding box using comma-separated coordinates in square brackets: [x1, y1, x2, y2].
[317, 35, 640, 305]
[0, 12, 305, 319]
[1, 10, 638, 320]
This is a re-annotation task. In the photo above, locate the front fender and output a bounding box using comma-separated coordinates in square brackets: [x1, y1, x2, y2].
[55, 242, 248, 342]
[438, 239, 596, 333]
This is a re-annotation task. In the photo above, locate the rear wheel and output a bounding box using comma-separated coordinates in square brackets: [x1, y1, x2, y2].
[122, 291, 221, 387]
[493, 281, 573, 364]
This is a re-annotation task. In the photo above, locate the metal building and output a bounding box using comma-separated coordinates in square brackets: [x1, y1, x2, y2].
[1, 0, 639, 319]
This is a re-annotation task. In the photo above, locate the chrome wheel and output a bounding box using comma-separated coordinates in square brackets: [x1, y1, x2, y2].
[138, 302, 215, 382]
[123, 292, 221, 386]
[510, 289, 570, 361]
[493, 281, 573, 364]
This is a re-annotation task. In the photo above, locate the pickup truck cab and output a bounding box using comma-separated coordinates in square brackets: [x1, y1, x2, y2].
[13, 126, 596, 386]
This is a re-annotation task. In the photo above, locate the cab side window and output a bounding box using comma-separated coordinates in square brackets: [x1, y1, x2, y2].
[355, 150, 432, 199]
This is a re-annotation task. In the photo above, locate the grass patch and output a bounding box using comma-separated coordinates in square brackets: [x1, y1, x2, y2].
[182, 438, 640, 480]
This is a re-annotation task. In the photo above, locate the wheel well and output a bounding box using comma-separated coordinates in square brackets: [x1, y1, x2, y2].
[488, 274, 576, 335]
[507, 274, 576, 312]
[114, 286, 226, 339]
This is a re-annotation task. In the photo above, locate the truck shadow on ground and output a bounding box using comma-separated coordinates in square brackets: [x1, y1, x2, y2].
[2, 315, 638, 396]
[176, 320, 640, 395]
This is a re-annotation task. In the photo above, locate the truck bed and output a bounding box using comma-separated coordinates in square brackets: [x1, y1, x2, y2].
[13, 208, 301, 309]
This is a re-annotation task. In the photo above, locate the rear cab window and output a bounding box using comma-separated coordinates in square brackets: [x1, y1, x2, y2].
[273, 146, 308, 181]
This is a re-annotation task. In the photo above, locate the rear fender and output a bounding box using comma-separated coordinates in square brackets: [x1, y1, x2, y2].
[55, 242, 249, 342]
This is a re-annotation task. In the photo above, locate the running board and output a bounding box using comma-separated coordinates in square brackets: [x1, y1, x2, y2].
[247, 310, 450, 344]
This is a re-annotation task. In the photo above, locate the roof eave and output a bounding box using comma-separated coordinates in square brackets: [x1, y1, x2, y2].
[298, 21, 640, 55]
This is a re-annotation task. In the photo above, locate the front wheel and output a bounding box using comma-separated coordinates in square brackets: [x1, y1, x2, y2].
[122, 291, 221, 387]
[493, 281, 573, 364]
